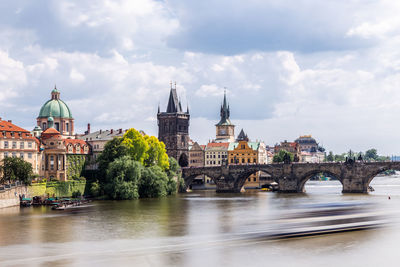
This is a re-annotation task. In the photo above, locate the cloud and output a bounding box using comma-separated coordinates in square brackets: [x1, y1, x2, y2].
[3, 0, 400, 155]
[166, 0, 374, 54]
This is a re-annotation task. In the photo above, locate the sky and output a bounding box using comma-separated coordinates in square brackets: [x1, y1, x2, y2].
[1, 0, 400, 155]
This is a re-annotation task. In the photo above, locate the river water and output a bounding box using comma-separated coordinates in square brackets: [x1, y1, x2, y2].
[1, 176, 400, 267]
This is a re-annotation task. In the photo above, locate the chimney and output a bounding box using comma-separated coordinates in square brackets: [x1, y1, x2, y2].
[119, 128, 122, 134]
[100, 129, 102, 134]
[110, 129, 114, 134]
[8, 120, 12, 123]
[87, 123, 91, 134]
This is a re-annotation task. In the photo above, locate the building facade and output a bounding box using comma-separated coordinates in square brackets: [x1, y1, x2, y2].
[0, 119, 40, 174]
[39, 118, 89, 181]
[37, 87, 74, 137]
[157, 84, 190, 166]
[275, 140, 301, 159]
[78, 126, 127, 170]
[228, 129, 267, 188]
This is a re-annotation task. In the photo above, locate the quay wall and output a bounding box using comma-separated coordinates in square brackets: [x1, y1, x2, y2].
[28, 181, 86, 197]
[0, 185, 29, 209]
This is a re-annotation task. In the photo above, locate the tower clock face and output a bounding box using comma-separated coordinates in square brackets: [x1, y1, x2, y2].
[220, 129, 226, 135]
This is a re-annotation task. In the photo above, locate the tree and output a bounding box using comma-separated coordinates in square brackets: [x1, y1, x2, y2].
[0, 157, 33, 185]
[144, 135, 169, 170]
[326, 151, 334, 162]
[97, 137, 129, 181]
[365, 149, 378, 161]
[104, 156, 142, 199]
[178, 153, 189, 167]
[122, 128, 149, 164]
[273, 150, 294, 163]
[139, 165, 169, 198]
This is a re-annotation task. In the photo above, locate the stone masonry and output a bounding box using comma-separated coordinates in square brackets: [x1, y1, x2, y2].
[182, 162, 400, 193]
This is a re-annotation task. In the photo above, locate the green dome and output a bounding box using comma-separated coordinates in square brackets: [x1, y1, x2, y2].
[38, 99, 73, 119]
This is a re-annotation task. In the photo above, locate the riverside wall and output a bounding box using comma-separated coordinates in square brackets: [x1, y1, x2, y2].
[0, 185, 29, 209]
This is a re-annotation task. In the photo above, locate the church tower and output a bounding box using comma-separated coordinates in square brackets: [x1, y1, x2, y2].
[215, 90, 235, 142]
[157, 83, 190, 167]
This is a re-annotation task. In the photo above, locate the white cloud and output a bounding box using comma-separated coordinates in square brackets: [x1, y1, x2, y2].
[195, 84, 225, 97]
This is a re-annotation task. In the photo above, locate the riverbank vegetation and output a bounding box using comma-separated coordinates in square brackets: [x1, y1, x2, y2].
[326, 148, 390, 162]
[0, 157, 34, 185]
[92, 128, 182, 200]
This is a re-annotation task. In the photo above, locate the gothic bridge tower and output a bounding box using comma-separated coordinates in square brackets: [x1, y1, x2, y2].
[215, 90, 235, 142]
[157, 83, 190, 166]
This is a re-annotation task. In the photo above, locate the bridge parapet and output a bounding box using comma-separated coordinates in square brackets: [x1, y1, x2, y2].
[182, 161, 400, 193]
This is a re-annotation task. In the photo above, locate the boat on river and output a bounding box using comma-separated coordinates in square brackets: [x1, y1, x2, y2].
[266, 202, 388, 239]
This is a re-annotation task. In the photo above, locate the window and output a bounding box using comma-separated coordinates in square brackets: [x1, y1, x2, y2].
[50, 155, 54, 170]
[12, 152, 16, 158]
[218, 155, 220, 158]
[12, 142, 17, 148]
[242, 158, 245, 163]
[4, 152, 8, 157]
[231, 159, 233, 163]
[253, 159, 257, 163]
[248, 158, 250, 163]
[20, 142, 24, 149]
[241, 145, 245, 149]
[28, 153, 32, 159]
[253, 177, 256, 182]
[42, 122, 47, 130]
[66, 122, 69, 132]
[4, 141, 8, 148]
[28, 142, 32, 148]
[55, 122, 60, 131]
[20, 153, 24, 159]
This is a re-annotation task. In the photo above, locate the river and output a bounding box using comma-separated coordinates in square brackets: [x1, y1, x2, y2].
[1, 176, 400, 266]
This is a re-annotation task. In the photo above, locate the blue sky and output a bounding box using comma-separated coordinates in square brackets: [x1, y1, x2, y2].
[1, 0, 400, 154]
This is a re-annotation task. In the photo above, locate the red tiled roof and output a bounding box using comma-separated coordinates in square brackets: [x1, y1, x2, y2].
[207, 142, 229, 148]
[0, 120, 29, 132]
[42, 127, 60, 134]
[41, 127, 62, 140]
[64, 139, 87, 146]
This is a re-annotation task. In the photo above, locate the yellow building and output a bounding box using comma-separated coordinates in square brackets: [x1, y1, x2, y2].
[228, 129, 267, 188]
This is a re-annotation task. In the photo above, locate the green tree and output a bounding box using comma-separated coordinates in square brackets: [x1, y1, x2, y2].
[122, 128, 149, 164]
[139, 165, 169, 198]
[326, 151, 334, 162]
[104, 156, 142, 199]
[273, 150, 294, 163]
[365, 149, 378, 160]
[0, 157, 33, 185]
[97, 137, 129, 181]
[144, 135, 169, 170]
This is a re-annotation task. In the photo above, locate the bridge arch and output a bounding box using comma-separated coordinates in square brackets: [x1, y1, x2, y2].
[235, 167, 277, 191]
[365, 165, 400, 191]
[298, 169, 343, 193]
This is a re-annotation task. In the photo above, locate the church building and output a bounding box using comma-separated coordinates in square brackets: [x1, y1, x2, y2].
[36, 86, 74, 137]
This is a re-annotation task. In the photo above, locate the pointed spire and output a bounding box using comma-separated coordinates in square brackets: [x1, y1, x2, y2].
[216, 87, 232, 126]
[166, 82, 182, 113]
[186, 104, 189, 114]
[158, 103, 160, 114]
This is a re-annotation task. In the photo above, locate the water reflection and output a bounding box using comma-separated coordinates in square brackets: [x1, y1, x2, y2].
[1, 176, 400, 266]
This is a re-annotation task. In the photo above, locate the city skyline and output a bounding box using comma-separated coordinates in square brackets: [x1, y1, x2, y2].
[1, 1, 400, 154]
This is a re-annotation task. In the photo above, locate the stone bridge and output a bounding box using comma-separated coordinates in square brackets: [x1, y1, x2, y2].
[182, 162, 400, 193]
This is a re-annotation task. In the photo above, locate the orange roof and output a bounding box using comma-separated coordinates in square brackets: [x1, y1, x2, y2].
[41, 127, 62, 140]
[64, 139, 87, 146]
[42, 127, 60, 134]
[0, 120, 29, 132]
[207, 142, 229, 148]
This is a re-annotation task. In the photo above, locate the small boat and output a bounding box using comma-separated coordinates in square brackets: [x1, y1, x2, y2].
[20, 198, 32, 207]
[266, 202, 387, 239]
